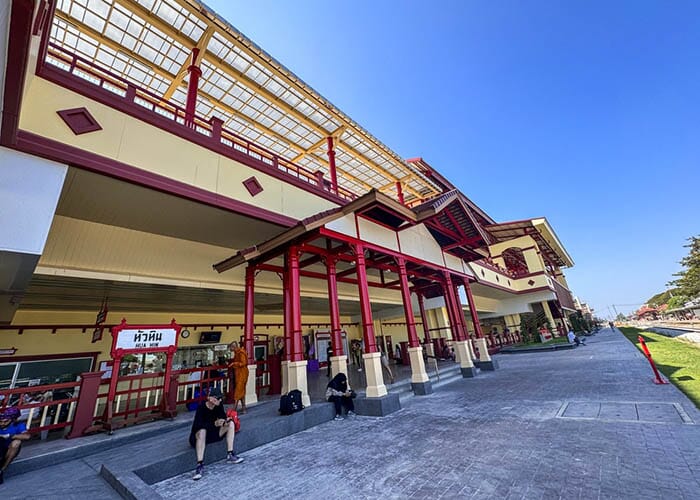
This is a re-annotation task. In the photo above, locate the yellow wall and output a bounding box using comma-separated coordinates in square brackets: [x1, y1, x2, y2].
[2, 309, 366, 364]
[19, 77, 337, 221]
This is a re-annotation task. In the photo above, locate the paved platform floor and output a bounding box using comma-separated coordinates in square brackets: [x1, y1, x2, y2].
[3, 328, 700, 499]
[151, 329, 700, 499]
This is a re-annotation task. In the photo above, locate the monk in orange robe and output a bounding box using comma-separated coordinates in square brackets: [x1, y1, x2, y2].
[228, 341, 249, 413]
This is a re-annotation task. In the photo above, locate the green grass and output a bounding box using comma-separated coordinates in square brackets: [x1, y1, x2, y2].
[619, 326, 700, 409]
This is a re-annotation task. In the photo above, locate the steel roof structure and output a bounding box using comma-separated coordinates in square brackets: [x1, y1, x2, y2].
[48, 0, 443, 204]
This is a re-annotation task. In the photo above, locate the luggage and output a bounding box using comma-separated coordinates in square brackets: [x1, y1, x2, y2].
[279, 389, 304, 415]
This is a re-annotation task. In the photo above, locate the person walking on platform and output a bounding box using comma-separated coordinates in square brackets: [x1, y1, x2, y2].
[379, 345, 394, 383]
[326, 343, 333, 377]
[326, 373, 355, 420]
[228, 341, 249, 414]
[189, 387, 243, 480]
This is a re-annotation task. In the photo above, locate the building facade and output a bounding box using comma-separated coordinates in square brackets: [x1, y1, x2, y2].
[0, 0, 576, 412]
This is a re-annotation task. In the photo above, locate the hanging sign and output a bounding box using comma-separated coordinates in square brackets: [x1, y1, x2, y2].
[0, 348, 17, 356]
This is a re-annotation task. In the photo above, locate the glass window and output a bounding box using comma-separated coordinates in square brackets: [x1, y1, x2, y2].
[0, 363, 17, 390]
[13, 357, 93, 387]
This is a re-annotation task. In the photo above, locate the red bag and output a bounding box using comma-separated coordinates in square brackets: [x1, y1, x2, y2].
[226, 408, 241, 432]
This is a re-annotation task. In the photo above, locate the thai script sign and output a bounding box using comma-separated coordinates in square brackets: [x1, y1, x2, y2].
[115, 328, 177, 350]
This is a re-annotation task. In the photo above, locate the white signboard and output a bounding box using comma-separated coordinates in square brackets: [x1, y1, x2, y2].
[115, 328, 178, 350]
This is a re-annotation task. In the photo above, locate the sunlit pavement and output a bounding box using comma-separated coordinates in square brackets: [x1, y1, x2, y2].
[153, 328, 700, 499]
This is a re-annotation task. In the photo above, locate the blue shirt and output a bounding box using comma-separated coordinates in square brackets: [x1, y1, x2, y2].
[0, 421, 27, 438]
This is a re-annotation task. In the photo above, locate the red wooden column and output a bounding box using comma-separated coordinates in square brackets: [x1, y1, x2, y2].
[282, 254, 291, 360]
[184, 47, 201, 128]
[243, 264, 256, 364]
[325, 256, 343, 356]
[453, 281, 469, 338]
[288, 246, 304, 361]
[462, 277, 484, 338]
[416, 291, 431, 343]
[354, 244, 377, 353]
[327, 137, 338, 195]
[397, 258, 420, 347]
[443, 273, 465, 341]
[396, 181, 405, 205]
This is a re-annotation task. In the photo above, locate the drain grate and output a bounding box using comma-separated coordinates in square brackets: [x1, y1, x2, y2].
[556, 401, 694, 424]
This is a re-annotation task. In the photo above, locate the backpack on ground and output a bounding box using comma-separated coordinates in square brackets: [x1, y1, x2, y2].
[279, 389, 304, 415]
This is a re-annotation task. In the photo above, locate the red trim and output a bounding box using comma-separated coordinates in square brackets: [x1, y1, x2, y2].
[0, 0, 35, 146]
[462, 278, 484, 338]
[242, 176, 264, 197]
[0, 351, 99, 365]
[318, 227, 471, 280]
[416, 292, 430, 342]
[56, 107, 102, 135]
[31, 0, 50, 36]
[14, 130, 297, 228]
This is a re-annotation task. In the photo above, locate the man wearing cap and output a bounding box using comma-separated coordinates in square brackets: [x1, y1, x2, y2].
[0, 407, 31, 484]
[189, 387, 243, 480]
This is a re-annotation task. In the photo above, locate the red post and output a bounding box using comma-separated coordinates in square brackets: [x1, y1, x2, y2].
[354, 244, 377, 353]
[185, 47, 201, 128]
[325, 257, 343, 356]
[417, 292, 431, 343]
[327, 136, 338, 195]
[163, 372, 179, 418]
[282, 255, 291, 361]
[397, 258, 420, 347]
[288, 246, 304, 361]
[463, 278, 484, 338]
[638, 336, 669, 385]
[396, 181, 405, 205]
[66, 371, 104, 439]
[443, 273, 465, 341]
[210, 116, 223, 143]
[244, 265, 256, 365]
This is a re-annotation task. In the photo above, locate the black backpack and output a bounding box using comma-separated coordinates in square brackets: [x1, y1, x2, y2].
[279, 389, 304, 415]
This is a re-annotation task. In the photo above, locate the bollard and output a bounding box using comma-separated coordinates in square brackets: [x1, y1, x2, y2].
[637, 336, 669, 385]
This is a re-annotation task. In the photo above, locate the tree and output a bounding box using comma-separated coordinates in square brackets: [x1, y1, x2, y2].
[668, 235, 700, 300]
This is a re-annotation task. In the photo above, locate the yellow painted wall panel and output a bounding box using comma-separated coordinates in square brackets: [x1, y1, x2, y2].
[20, 77, 126, 159]
[398, 225, 444, 266]
[357, 218, 399, 252]
[19, 78, 338, 220]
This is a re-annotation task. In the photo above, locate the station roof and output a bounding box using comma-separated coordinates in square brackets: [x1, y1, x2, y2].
[47, 0, 443, 204]
[484, 218, 575, 268]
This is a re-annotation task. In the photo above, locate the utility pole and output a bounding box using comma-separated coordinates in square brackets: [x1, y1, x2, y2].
[612, 304, 619, 319]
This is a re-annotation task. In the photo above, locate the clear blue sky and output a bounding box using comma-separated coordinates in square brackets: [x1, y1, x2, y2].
[206, 0, 700, 318]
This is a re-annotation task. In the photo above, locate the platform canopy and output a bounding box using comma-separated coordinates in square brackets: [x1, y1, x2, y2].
[46, 0, 443, 204]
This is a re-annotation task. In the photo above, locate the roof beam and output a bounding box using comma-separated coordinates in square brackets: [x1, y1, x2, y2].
[162, 26, 215, 101]
[291, 125, 346, 163]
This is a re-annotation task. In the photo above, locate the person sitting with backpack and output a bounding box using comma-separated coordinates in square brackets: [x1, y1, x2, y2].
[189, 387, 244, 481]
[326, 373, 355, 421]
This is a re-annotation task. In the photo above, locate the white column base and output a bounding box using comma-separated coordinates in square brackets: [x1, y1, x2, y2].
[286, 360, 311, 407]
[408, 346, 429, 383]
[280, 360, 289, 395]
[244, 364, 258, 405]
[362, 352, 387, 398]
[423, 342, 435, 358]
[475, 338, 492, 362]
[330, 355, 348, 379]
[453, 340, 474, 368]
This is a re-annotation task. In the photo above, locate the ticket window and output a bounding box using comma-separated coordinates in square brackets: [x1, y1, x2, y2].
[173, 345, 231, 370]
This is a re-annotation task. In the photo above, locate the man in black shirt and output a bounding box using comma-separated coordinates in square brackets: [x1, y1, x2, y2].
[189, 387, 243, 480]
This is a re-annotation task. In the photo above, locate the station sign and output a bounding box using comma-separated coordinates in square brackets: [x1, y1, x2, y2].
[110, 319, 181, 357]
